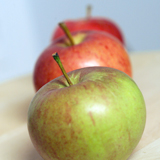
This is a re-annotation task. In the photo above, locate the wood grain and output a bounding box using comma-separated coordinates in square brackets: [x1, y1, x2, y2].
[0, 51, 160, 160]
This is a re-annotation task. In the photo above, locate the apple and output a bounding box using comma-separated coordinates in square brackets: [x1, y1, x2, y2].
[52, 18, 125, 44]
[33, 23, 132, 91]
[51, 6, 125, 44]
[28, 53, 146, 160]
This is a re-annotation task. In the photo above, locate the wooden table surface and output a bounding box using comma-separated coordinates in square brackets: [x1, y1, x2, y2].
[0, 51, 160, 160]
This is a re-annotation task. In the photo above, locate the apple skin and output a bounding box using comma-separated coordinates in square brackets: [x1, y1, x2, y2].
[52, 17, 125, 44]
[33, 30, 132, 91]
[28, 67, 146, 160]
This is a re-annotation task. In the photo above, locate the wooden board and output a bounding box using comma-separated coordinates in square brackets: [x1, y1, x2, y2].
[0, 51, 160, 160]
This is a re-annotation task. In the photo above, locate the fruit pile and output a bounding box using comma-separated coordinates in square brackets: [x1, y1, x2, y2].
[28, 6, 146, 160]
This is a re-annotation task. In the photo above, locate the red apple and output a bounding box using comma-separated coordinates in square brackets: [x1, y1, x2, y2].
[51, 6, 125, 44]
[52, 18, 124, 44]
[33, 24, 132, 91]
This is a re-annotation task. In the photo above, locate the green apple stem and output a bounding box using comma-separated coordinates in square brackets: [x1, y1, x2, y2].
[52, 52, 73, 86]
[59, 22, 75, 46]
[86, 5, 92, 19]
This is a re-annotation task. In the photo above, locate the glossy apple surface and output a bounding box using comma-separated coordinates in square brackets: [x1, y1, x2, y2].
[52, 17, 125, 44]
[28, 67, 146, 160]
[33, 30, 132, 91]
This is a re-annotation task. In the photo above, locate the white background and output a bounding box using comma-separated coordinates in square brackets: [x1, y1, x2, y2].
[0, 0, 160, 83]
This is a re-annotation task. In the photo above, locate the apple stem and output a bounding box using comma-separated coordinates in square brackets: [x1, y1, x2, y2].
[59, 22, 75, 46]
[86, 5, 92, 19]
[52, 52, 73, 86]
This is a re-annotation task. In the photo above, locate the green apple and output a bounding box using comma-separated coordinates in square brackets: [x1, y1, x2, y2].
[28, 53, 146, 160]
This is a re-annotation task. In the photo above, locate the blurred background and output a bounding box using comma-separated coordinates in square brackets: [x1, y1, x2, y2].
[0, 0, 160, 83]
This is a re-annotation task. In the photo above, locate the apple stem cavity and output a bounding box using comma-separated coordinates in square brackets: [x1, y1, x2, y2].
[52, 52, 73, 86]
[59, 22, 75, 46]
[86, 5, 92, 19]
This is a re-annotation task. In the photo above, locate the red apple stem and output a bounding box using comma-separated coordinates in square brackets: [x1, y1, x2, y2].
[52, 52, 73, 86]
[86, 5, 92, 19]
[59, 22, 75, 46]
